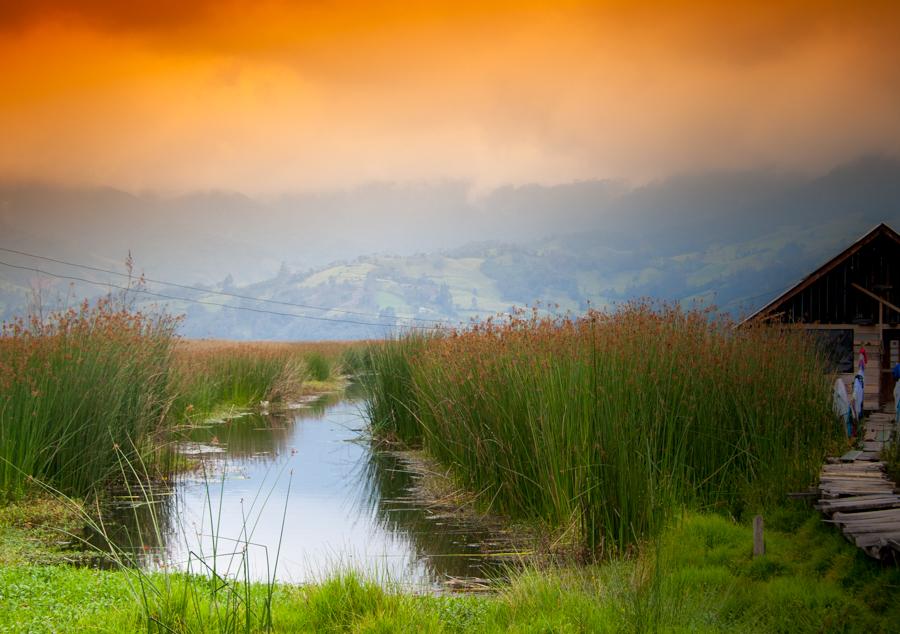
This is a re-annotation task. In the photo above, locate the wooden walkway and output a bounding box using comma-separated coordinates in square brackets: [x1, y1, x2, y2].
[816, 411, 900, 561]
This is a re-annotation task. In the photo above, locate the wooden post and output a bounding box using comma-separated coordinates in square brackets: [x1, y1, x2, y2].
[879, 303, 883, 411]
[753, 515, 765, 557]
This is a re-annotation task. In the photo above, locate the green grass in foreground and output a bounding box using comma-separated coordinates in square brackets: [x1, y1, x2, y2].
[1, 509, 897, 633]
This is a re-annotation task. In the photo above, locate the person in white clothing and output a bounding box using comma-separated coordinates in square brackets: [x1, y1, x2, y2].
[852, 370, 865, 433]
[833, 378, 852, 438]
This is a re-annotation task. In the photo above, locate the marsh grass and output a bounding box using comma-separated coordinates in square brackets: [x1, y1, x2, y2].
[0, 299, 178, 498]
[0, 296, 363, 500]
[338, 345, 372, 378]
[365, 303, 841, 554]
[362, 334, 430, 445]
[171, 344, 306, 417]
[171, 340, 358, 420]
[302, 352, 331, 382]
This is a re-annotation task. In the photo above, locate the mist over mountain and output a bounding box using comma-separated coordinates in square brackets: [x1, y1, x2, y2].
[1, 156, 898, 339]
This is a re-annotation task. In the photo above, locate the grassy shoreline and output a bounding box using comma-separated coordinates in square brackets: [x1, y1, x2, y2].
[1, 507, 898, 633]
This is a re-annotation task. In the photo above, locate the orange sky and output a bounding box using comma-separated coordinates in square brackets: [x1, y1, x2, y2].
[1, 0, 898, 193]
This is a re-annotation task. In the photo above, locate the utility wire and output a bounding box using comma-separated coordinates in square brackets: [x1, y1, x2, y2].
[0, 246, 446, 324]
[0, 259, 441, 330]
[736, 280, 798, 310]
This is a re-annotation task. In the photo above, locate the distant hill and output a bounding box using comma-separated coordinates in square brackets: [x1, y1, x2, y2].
[158, 211, 889, 339]
[2, 156, 899, 339]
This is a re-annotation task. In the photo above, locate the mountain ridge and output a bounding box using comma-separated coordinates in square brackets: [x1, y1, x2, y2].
[1, 156, 899, 339]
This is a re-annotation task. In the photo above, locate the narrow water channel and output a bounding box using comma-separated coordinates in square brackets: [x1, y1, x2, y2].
[95, 390, 508, 591]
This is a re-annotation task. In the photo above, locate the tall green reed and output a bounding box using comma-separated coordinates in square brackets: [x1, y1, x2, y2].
[364, 303, 839, 555]
[303, 352, 332, 382]
[171, 347, 306, 417]
[0, 299, 178, 498]
[361, 333, 431, 445]
[339, 345, 372, 378]
[0, 299, 358, 499]
[169, 340, 358, 420]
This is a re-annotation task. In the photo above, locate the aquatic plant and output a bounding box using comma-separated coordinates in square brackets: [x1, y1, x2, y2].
[171, 343, 305, 416]
[170, 340, 358, 418]
[362, 333, 430, 445]
[0, 298, 178, 498]
[0, 294, 364, 497]
[303, 352, 332, 382]
[364, 302, 840, 554]
[338, 345, 372, 378]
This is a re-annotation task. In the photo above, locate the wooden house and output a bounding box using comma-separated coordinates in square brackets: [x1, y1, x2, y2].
[746, 223, 900, 411]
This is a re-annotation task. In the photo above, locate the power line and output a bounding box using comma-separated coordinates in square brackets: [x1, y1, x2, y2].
[0, 259, 440, 330]
[0, 246, 447, 324]
[737, 280, 798, 309]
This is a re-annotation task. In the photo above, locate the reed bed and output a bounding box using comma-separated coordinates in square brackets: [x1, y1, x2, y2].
[0, 302, 364, 498]
[0, 299, 177, 498]
[170, 339, 358, 418]
[364, 303, 840, 554]
[363, 334, 429, 445]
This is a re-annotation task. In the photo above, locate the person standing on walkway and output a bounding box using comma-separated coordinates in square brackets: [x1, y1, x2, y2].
[834, 377, 852, 439]
[852, 369, 865, 432]
[852, 349, 866, 429]
[893, 363, 900, 424]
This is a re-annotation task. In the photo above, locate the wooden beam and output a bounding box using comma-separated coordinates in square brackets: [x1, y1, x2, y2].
[851, 283, 900, 315]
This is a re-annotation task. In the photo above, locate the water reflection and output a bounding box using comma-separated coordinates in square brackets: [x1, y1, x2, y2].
[92, 388, 509, 591]
[358, 450, 508, 583]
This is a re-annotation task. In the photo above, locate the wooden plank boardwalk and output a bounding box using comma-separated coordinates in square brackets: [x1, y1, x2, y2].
[816, 411, 900, 561]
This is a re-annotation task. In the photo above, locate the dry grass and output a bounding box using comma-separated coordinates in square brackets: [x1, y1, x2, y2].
[175, 339, 359, 357]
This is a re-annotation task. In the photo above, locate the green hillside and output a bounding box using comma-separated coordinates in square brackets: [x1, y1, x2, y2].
[165, 211, 882, 339]
[0, 210, 894, 340]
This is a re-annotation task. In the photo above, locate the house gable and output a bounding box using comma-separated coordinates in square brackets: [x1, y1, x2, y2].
[748, 223, 900, 325]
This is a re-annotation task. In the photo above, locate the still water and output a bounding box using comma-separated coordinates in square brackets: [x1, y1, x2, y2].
[97, 390, 508, 591]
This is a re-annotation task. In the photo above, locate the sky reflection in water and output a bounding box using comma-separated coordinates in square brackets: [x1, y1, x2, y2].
[103, 392, 503, 591]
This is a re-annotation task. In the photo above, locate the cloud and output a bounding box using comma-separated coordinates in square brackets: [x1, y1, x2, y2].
[0, 0, 218, 33]
[0, 1, 898, 192]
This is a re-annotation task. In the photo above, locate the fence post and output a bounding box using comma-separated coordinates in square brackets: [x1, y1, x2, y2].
[753, 515, 765, 557]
